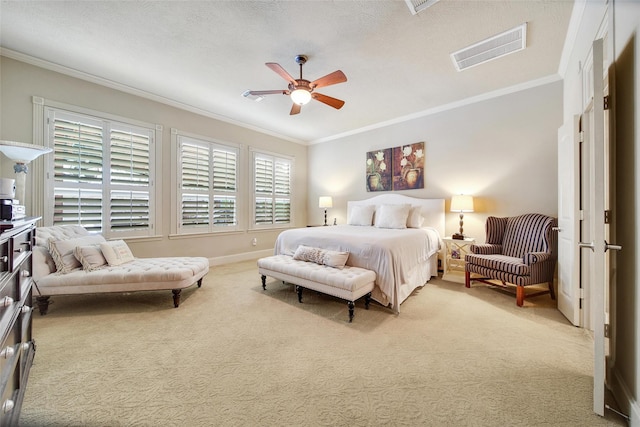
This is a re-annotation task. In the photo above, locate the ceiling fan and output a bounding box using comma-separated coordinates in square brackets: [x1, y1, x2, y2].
[246, 55, 347, 115]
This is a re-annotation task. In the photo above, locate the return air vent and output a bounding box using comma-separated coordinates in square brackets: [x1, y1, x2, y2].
[451, 23, 527, 71]
[404, 0, 440, 15]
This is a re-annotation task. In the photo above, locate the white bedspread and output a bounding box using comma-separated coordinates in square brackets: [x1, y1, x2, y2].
[274, 225, 441, 311]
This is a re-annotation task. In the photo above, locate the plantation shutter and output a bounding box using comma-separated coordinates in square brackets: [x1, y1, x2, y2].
[178, 136, 238, 232]
[52, 118, 104, 232]
[253, 153, 291, 226]
[109, 126, 151, 231]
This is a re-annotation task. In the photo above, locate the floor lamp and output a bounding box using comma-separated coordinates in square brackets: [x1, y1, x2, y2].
[0, 140, 52, 212]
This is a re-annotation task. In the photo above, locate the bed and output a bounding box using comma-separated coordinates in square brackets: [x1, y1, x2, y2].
[273, 194, 445, 313]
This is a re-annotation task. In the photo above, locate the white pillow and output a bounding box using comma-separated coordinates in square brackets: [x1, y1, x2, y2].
[100, 240, 135, 266]
[48, 234, 107, 274]
[407, 206, 425, 228]
[74, 245, 108, 271]
[375, 204, 411, 229]
[347, 205, 375, 226]
[293, 245, 350, 269]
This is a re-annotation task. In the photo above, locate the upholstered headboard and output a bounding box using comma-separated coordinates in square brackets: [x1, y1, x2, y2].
[347, 194, 445, 237]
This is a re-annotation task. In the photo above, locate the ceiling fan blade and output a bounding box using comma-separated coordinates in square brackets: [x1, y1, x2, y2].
[290, 103, 301, 115]
[312, 93, 345, 110]
[310, 70, 347, 89]
[266, 63, 296, 84]
[248, 90, 288, 96]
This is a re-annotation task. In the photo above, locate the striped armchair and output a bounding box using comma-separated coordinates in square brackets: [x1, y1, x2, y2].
[464, 213, 557, 307]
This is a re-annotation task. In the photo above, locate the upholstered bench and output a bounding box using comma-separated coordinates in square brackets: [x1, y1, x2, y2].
[257, 254, 376, 322]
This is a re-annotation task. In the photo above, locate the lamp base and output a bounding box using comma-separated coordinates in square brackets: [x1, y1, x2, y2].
[452, 233, 465, 240]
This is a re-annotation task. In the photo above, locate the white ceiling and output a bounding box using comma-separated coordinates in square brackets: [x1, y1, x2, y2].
[0, 0, 574, 144]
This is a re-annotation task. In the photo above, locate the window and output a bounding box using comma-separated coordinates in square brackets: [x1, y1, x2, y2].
[252, 150, 292, 227]
[177, 134, 239, 233]
[45, 108, 158, 238]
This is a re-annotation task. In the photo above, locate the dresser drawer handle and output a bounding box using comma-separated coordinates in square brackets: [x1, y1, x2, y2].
[0, 296, 13, 307]
[14, 248, 23, 253]
[0, 346, 14, 359]
[21, 342, 31, 351]
[21, 305, 32, 314]
[2, 399, 14, 414]
[21, 270, 30, 277]
[0, 256, 6, 263]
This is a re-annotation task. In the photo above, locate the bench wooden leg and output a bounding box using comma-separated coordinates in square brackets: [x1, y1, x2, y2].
[348, 301, 355, 323]
[465, 271, 471, 288]
[36, 296, 50, 315]
[364, 292, 371, 309]
[296, 285, 303, 303]
[261, 275, 266, 290]
[172, 289, 181, 308]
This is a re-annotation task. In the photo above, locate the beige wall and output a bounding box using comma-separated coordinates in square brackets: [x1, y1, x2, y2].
[307, 81, 563, 242]
[0, 56, 308, 263]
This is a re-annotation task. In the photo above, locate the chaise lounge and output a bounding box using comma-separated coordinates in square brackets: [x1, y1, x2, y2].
[33, 225, 210, 314]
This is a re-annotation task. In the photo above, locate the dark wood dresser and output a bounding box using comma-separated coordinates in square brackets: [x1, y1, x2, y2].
[0, 217, 38, 426]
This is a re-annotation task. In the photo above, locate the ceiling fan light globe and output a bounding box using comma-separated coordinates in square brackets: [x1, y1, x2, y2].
[291, 89, 311, 105]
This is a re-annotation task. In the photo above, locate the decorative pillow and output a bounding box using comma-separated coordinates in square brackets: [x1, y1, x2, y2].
[48, 234, 107, 274]
[100, 240, 135, 266]
[293, 245, 349, 269]
[407, 206, 425, 228]
[74, 245, 108, 271]
[347, 205, 375, 226]
[375, 204, 411, 229]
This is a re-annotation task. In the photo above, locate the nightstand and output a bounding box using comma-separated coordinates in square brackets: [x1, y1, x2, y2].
[442, 237, 476, 283]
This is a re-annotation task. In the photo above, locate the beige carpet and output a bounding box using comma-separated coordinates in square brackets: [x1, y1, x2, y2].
[21, 260, 626, 426]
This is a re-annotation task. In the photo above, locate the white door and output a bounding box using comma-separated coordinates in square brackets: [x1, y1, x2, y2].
[557, 115, 582, 326]
[581, 38, 620, 417]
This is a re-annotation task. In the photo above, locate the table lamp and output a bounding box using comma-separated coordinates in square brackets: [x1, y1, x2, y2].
[319, 196, 333, 226]
[450, 194, 474, 240]
[0, 140, 53, 211]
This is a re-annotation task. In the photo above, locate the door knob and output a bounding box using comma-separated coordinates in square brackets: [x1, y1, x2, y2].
[578, 241, 595, 251]
[605, 240, 622, 252]
[552, 227, 561, 232]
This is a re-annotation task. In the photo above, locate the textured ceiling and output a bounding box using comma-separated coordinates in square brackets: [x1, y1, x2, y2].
[0, 0, 574, 144]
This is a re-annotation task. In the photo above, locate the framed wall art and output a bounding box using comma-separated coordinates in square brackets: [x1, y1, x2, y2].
[365, 148, 392, 192]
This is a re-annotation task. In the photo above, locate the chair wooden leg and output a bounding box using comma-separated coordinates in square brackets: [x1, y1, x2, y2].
[548, 281, 556, 300]
[465, 271, 471, 288]
[516, 286, 524, 307]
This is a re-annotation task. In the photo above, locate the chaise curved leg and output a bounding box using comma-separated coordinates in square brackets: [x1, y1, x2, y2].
[348, 301, 355, 323]
[296, 285, 303, 303]
[172, 289, 181, 308]
[516, 286, 524, 307]
[197, 278, 203, 288]
[36, 296, 50, 315]
[261, 275, 266, 290]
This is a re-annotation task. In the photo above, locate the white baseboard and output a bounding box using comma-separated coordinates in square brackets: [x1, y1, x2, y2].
[208, 249, 274, 266]
[611, 365, 638, 425]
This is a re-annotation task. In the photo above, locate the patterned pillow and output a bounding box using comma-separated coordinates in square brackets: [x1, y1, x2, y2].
[74, 245, 108, 271]
[293, 245, 349, 269]
[100, 240, 135, 266]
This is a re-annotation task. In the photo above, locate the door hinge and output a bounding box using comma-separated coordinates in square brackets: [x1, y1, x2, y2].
[578, 130, 584, 143]
[579, 210, 584, 221]
[604, 95, 610, 110]
[604, 210, 611, 224]
[604, 323, 610, 338]
[579, 288, 585, 299]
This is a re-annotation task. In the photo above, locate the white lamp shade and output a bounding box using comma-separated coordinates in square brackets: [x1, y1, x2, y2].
[319, 196, 333, 209]
[450, 195, 474, 212]
[291, 89, 312, 105]
[0, 140, 52, 163]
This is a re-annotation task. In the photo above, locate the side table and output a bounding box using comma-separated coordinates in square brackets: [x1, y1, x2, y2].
[442, 237, 476, 283]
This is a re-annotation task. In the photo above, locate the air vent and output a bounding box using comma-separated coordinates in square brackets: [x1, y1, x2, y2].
[451, 23, 527, 71]
[404, 0, 440, 15]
